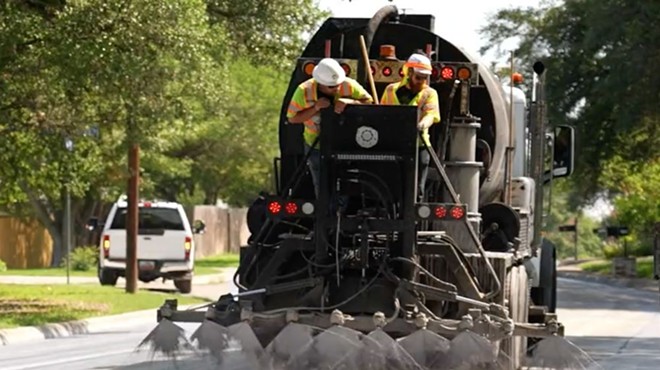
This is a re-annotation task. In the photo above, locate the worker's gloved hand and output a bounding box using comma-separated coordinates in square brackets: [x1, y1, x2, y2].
[417, 115, 434, 131]
[315, 98, 331, 111]
[334, 98, 352, 114]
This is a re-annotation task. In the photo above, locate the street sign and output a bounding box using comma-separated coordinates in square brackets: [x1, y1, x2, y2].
[606, 226, 629, 237]
[558, 225, 576, 232]
[593, 226, 629, 237]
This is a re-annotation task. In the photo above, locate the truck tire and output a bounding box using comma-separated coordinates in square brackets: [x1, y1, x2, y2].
[174, 278, 192, 294]
[98, 267, 118, 286]
[531, 239, 557, 312]
[502, 265, 529, 370]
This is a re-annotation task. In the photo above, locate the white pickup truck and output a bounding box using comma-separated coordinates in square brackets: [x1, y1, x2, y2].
[89, 198, 205, 293]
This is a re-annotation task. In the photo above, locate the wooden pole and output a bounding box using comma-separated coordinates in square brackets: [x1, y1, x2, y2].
[126, 137, 140, 294]
[359, 35, 379, 104]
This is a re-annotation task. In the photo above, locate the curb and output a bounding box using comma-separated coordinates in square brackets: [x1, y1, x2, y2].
[0, 308, 157, 346]
[558, 270, 659, 293]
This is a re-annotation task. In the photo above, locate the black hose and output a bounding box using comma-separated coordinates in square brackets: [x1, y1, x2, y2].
[359, 5, 399, 83]
[280, 135, 319, 197]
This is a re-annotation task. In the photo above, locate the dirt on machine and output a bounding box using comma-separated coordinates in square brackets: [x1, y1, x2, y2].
[138, 5, 600, 370]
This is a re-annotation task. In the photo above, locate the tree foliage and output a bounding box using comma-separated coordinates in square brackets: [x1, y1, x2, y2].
[0, 0, 326, 265]
[206, 0, 328, 69]
[480, 0, 660, 201]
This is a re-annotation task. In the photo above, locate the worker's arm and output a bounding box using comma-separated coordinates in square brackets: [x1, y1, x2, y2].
[288, 98, 330, 123]
[286, 85, 330, 124]
[418, 88, 441, 131]
[335, 80, 374, 113]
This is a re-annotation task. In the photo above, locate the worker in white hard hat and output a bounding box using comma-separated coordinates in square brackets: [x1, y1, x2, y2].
[380, 52, 441, 201]
[287, 58, 373, 197]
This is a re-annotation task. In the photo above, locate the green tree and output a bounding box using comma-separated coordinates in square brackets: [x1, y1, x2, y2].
[0, 0, 220, 266]
[602, 157, 660, 255]
[480, 0, 660, 201]
[206, 0, 329, 69]
[544, 182, 603, 259]
[159, 59, 286, 206]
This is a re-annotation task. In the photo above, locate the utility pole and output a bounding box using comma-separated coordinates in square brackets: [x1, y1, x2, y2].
[64, 137, 74, 285]
[574, 216, 579, 261]
[126, 120, 139, 294]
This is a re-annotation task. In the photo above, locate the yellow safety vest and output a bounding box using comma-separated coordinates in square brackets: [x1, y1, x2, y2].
[287, 77, 372, 147]
[380, 82, 441, 147]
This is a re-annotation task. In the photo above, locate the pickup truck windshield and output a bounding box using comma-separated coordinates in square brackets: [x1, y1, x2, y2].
[109, 207, 185, 230]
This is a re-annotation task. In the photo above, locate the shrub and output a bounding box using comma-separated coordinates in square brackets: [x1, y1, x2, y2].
[0, 259, 6, 272]
[602, 242, 623, 259]
[61, 246, 99, 271]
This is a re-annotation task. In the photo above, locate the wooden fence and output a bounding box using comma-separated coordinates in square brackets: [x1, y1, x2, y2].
[189, 206, 250, 257]
[0, 206, 249, 268]
[0, 215, 52, 268]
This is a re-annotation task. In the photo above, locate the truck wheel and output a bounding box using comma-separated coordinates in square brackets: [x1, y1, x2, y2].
[174, 278, 192, 294]
[502, 265, 529, 370]
[531, 240, 557, 312]
[98, 267, 118, 286]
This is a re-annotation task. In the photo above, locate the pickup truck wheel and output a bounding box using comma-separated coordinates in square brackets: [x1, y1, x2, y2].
[174, 278, 192, 294]
[98, 267, 118, 286]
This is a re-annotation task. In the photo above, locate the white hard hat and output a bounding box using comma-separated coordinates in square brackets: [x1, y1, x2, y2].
[313, 58, 346, 86]
[406, 53, 432, 75]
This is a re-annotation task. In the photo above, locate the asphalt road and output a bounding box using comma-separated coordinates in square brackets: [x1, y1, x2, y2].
[0, 277, 658, 370]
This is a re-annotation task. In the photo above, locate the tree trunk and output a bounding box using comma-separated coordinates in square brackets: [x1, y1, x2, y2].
[51, 232, 64, 267]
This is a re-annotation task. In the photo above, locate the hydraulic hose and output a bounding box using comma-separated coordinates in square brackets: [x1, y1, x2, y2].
[359, 5, 399, 83]
[363, 5, 398, 53]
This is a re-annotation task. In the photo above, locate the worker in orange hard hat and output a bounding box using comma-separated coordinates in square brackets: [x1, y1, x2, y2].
[287, 58, 374, 197]
[380, 52, 441, 201]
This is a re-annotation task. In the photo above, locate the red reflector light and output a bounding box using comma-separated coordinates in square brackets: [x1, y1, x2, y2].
[382, 66, 392, 76]
[450, 206, 465, 219]
[398, 67, 404, 77]
[441, 67, 454, 80]
[268, 201, 282, 214]
[434, 206, 447, 219]
[285, 202, 298, 215]
[142, 202, 151, 207]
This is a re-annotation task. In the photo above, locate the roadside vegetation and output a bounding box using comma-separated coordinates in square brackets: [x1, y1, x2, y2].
[580, 257, 654, 279]
[0, 284, 205, 329]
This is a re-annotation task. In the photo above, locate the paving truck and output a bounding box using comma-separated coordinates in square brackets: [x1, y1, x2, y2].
[148, 5, 579, 369]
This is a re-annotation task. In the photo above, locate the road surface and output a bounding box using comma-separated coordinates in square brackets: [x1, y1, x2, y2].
[0, 277, 658, 369]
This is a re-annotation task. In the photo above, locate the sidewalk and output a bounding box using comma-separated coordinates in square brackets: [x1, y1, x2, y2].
[0, 267, 236, 287]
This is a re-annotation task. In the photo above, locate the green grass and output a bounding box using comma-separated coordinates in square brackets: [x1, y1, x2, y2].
[195, 253, 239, 269]
[0, 284, 206, 329]
[579, 256, 654, 279]
[0, 253, 240, 277]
